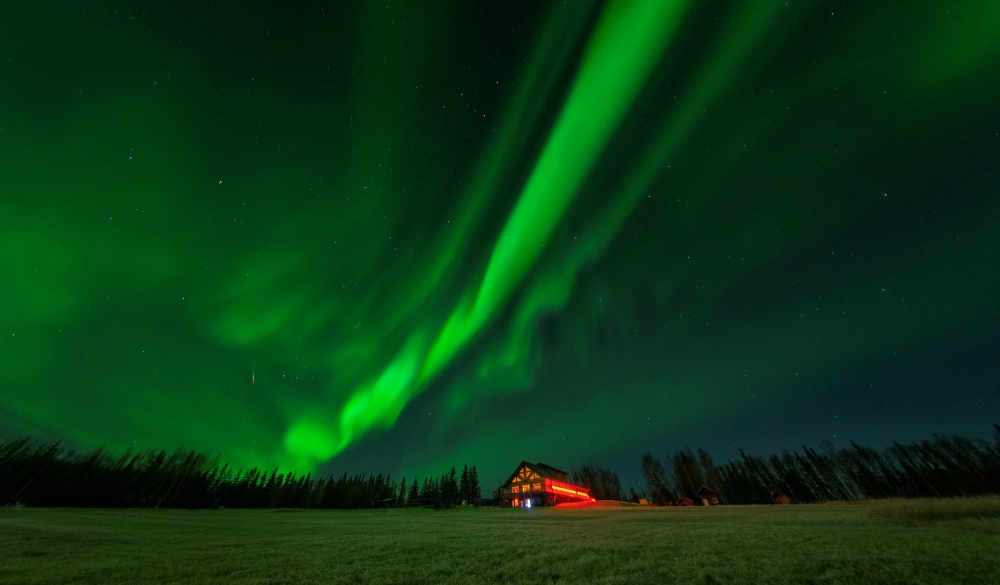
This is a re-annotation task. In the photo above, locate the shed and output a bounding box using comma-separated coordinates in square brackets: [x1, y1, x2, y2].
[696, 486, 719, 506]
[674, 497, 694, 506]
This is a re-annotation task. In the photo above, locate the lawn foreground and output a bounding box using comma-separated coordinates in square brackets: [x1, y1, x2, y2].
[2, 498, 998, 584]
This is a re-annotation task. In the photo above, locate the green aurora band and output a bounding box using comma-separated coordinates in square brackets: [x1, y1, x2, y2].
[284, 0, 693, 468]
[1, 1, 998, 479]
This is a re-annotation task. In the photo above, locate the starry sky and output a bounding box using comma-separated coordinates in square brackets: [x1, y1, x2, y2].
[1, 1, 998, 488]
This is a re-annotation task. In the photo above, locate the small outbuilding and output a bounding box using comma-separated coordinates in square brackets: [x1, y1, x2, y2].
[772, 492, 790, 505]
[696, 486, 719, 506]
[673, 497, 694, 506]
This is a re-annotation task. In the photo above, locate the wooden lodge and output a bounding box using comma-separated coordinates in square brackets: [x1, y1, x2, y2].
[495, 461, 593, 507]
[696, 485, 719, 506]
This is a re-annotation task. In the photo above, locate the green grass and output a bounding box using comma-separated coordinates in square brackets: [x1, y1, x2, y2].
[1, 500, 998, 584]
[866, 496, 1000, 535]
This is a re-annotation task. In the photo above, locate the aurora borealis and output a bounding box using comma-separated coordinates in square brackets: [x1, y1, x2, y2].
[1, 1, 998, 485]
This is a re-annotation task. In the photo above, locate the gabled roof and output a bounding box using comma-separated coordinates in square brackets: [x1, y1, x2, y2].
[503, 461, 571, 485]
[535, 462, 569, 481]
[696, 485, 717, 495]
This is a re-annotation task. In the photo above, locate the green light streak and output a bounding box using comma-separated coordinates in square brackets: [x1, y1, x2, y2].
[421, 1, 692, 382]
[443, 1, 791, 410]
[284, 0, 692, 467]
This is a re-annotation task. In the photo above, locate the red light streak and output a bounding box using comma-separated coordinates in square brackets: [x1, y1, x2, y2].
[550, 485, 590, 499]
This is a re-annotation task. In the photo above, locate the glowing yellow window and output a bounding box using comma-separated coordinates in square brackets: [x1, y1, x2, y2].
[532, 483, 541, 491]
[512, 486, 519, 493]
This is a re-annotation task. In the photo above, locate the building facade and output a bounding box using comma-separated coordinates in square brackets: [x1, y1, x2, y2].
[495, 461, 594, 507]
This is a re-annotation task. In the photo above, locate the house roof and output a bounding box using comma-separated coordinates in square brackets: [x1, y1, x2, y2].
[503, 461, 571, 486]
[534, 462, 569, 481]
[696, 485, 717, 495]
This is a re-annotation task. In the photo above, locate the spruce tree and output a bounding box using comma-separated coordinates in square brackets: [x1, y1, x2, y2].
[440, 466, 457, 506]
[470, 465, 481, 499]
[407, 478, 419, 507]
[419, 477, 431, 506]
[459, 465, 470, 504]
[430, 477, 442, 508]
[396, 477, 407, 507]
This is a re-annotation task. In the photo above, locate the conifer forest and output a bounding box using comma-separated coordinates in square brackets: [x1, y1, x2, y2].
[3, 425, 997, 509]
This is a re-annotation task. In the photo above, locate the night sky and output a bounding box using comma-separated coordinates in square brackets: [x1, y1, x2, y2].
[2, 1, 998, 488]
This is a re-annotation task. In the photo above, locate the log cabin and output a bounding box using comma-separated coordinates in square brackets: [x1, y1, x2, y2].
[495, 461, 594, 507]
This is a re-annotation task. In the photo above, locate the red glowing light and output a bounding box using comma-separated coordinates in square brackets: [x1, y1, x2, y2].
[550, 485, 590, 499]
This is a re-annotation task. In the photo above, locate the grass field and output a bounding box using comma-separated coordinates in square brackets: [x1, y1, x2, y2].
[2, 498, 998, 584]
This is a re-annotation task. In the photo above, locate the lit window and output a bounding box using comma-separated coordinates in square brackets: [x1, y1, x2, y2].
[512, 486, 519, 493]
[533, 483, 541, 491]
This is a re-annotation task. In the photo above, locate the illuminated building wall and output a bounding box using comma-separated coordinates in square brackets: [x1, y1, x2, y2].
[495, 461, 594, 507]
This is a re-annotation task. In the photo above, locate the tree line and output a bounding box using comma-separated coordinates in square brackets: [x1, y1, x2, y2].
[0, 437, 480, 509]
[571, 465, 625, 501]
[5, 424, 998, 508]
[640, 424, 1000, 504]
